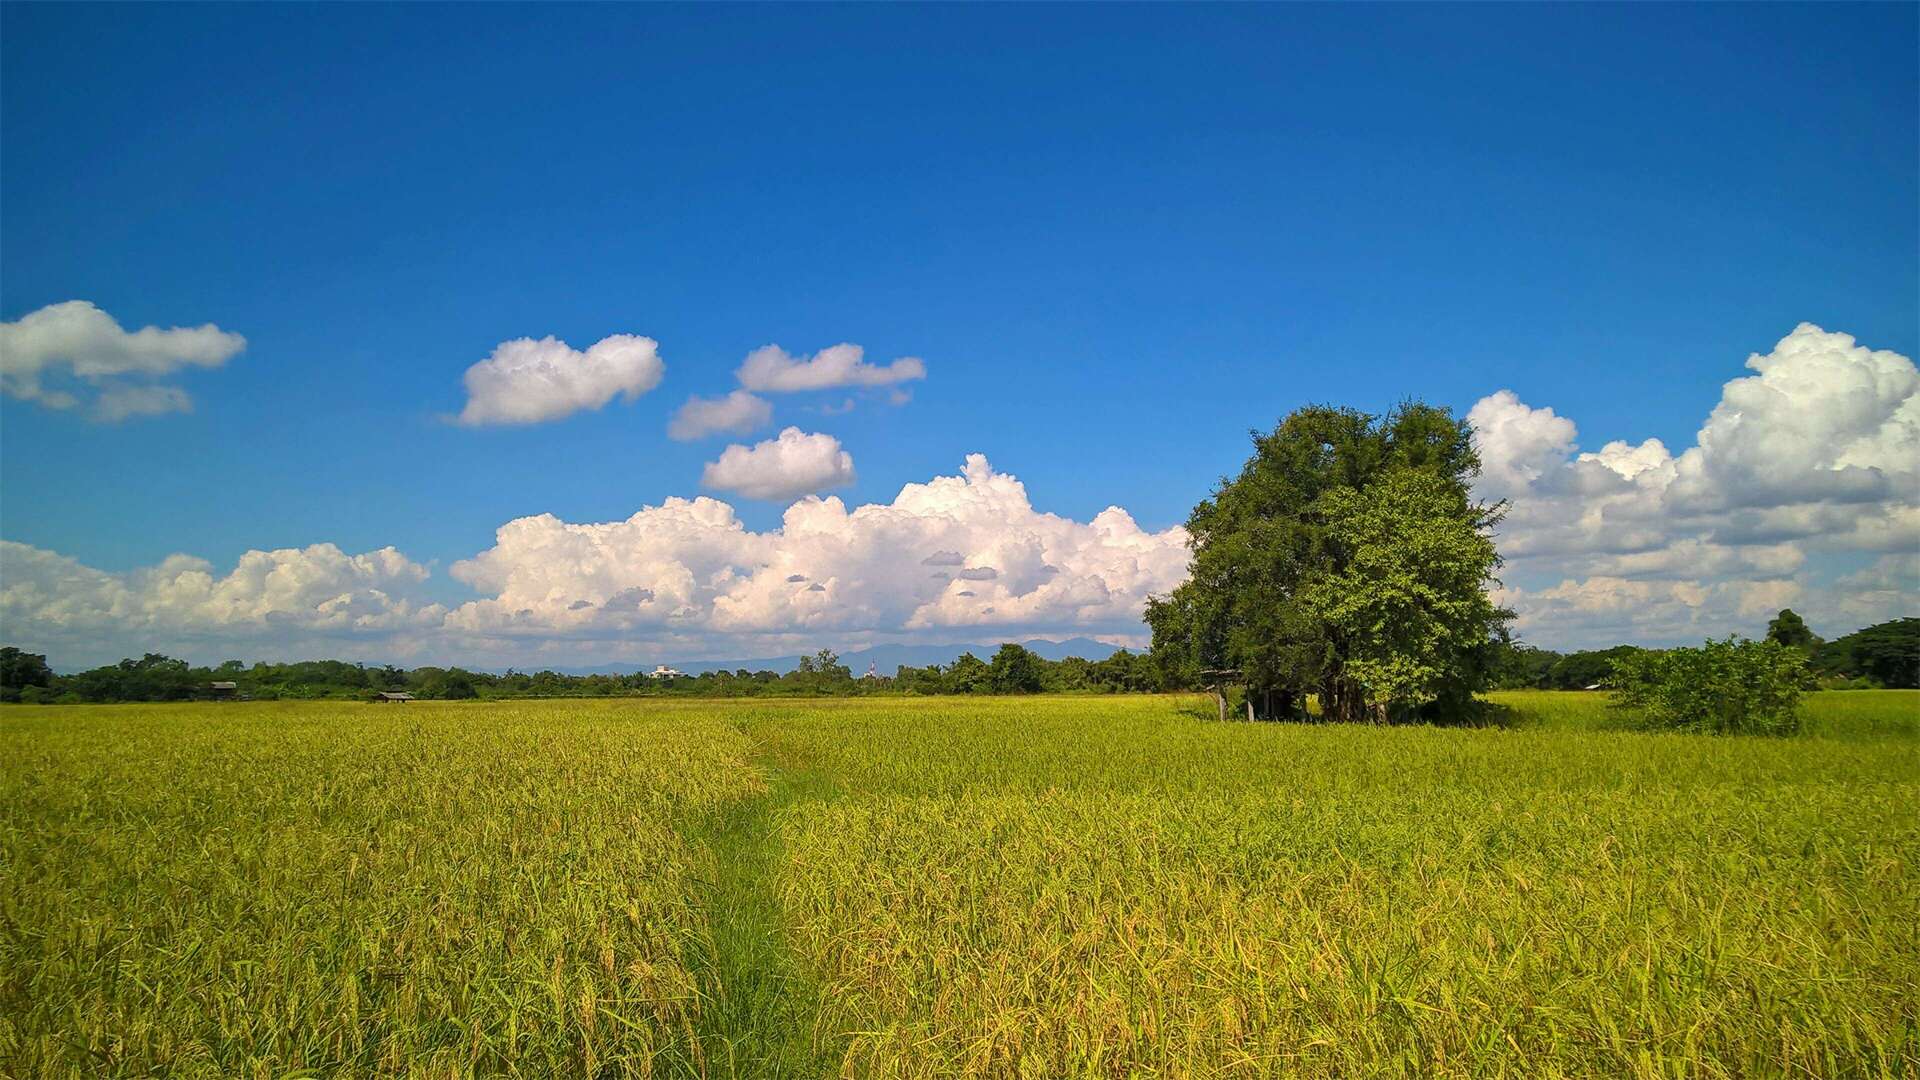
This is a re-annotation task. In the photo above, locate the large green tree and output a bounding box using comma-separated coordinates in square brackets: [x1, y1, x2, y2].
[1147, 402, 1509, 723]
[1764, 609, 1822, 653]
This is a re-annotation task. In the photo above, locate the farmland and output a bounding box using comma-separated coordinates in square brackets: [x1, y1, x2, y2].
[3, 692, 1916, 1077]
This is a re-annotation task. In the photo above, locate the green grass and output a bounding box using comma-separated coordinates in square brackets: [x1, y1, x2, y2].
[4, 692, 1916, 1077]
[1490, 687, 1920, 739]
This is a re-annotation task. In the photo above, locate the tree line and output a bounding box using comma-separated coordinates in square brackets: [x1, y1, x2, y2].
[0, 643, 1167, 704]
[1484, 614, 1918, 692]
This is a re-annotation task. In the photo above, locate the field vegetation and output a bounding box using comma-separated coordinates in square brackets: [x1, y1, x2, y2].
[4, 691, 1916, 1077]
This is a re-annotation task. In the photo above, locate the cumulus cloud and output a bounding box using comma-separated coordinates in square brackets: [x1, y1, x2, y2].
[668, 389, 772, 440]
[445, 453, 1189, 650]
[0, 300, 245, 417]
[735, 343, 926, 393]
[457, 333, 664, 425]
[701, 427, 856, 500]
[1475, 324, 1918, 648]
[0, 540, 445, 663]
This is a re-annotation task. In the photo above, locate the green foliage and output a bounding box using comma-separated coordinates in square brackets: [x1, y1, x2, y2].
[946, 652, 991, 694]
[988, 643, 1044, 694]
[1764, 608, 1821, 652]
[1303, 466, 1506, 719]
[0, 647, 54, 703]
[1610, 637, 1807, 735]
[1, 644, 1169, 704]
[1149, 401, 1508, 722]
[1814, 617, 1920, 689]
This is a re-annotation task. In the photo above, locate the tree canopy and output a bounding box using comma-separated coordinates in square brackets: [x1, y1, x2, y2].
[1765, 609, 1822, 653]
[1147, 402, 1509, 723]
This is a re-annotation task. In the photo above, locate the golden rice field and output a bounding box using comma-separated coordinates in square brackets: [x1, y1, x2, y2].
[3, 691, 1916, 1078]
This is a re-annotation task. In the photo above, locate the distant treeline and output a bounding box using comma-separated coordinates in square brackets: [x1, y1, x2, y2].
[2, 613, 1911, 705]
[1486, 615, 1918, 692]
[0, 643, 1165, 704]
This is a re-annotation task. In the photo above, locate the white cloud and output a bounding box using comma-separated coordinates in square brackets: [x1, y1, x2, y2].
[448, 453, 1189, 649]
[1467, 390, 1577, 498]
[1475, 323, 1918, 648]
[668, 389, 772, 441]
[3, 452, 1187, 668]
[457, 333, 664, 425]
[0, 540, 445, 664]
[735, 343, 925, 393]
[0, 300, 245, 417]
[701, 427, 856, 500]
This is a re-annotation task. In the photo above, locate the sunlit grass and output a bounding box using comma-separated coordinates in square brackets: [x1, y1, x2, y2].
[4, 692, 1915, 1076]
[1, 701, 761, 1077]
[766, 695, 1920, 1077]
[1491, 687, 1920, 739]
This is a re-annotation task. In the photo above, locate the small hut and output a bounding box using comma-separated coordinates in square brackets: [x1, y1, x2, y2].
[376, 691, 415, 703]
[1199, 668, 1248, 722]
[208, 681, 239, 699]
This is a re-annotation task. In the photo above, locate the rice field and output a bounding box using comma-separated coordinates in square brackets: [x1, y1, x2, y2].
[3, 691, 1916, 1077]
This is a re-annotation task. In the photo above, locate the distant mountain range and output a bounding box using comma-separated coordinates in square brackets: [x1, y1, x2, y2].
[500, 637, 1126, 677]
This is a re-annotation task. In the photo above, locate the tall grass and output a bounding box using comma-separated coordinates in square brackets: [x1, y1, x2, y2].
[767, 696, 1920, 1077]
[1, 701, 760, 1077]
[4, 692, 1915, 1076]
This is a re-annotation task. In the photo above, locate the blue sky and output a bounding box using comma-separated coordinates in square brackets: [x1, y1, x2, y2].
[2, 4, 1915, 666]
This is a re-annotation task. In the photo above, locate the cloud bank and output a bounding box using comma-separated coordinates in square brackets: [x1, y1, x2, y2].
[1, 455, 1188, 667]
[457, 333, 664, 425]
[0, 300, 246, 420]
[0, 540, 445, 662]
[1473, 323, 1916, 647]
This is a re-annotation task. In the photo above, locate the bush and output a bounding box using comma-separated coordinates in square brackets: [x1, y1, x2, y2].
[1610, 637, 1805, 735]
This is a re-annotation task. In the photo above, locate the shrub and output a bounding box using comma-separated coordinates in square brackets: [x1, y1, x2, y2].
[1610, 636, 1805, 735]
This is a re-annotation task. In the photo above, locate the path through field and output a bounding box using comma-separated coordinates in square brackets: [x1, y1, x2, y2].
[687, 724, 842, 1077]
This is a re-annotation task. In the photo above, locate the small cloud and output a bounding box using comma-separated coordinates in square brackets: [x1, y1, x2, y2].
[605, 587, 655, 610]
[806, 583, 826, 592]
[668, 389, 771, 441]
[921, 551, 965, 566]
[458, 333, 664, 426]
[701, 426, 856, 501]
[736, 343, 925, 393]
[568, 599, 594, 610]
[0, 300, 245, 419]
[958, 566, 999, 581]
[786, 574, 808, 583]
[957, 590, 975, 597]
[888, 388, 913, 407]
[94, 383, 193, 422]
